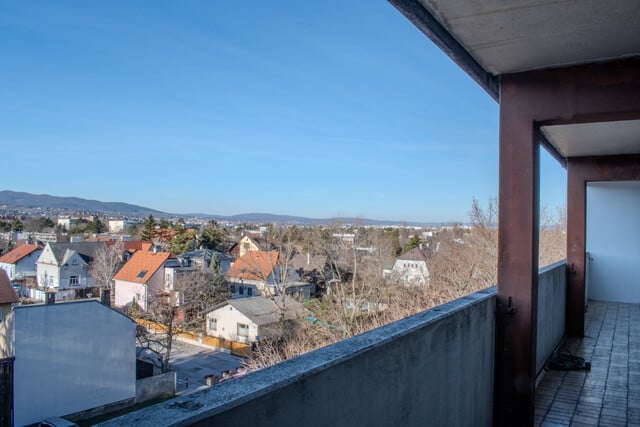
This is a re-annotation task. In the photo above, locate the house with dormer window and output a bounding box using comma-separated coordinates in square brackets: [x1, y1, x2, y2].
[113, 249, 179, 310]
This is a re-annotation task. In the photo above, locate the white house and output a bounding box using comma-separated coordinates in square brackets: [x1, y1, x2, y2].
[36, 242, 107, 291]
[0, 244, 43, 281]
[205, 296, 308, 344]
[387, 246, 430, 286]
[0, 299, 136, 426]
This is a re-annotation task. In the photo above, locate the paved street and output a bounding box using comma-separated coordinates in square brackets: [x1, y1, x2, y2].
[171, 339, 247, 394]
[139, 338, 247, 395]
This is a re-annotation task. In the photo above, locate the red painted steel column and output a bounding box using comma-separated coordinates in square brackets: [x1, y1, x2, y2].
[566, 160, 586, 337]
[494, 78, 540, 426]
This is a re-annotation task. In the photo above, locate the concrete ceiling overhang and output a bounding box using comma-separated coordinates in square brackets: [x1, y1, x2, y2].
[389, 0, 640, 160]
[541, 120, 640, 158]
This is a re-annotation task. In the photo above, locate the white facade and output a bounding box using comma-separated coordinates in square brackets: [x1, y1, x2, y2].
[57, 217, 76, 230]
[114, 269, 166, 310]
[206, 305, 259, 343]
[0, 300, 136, 426]
[390, 259, 429, 286]
[108, 220, 136, 233]
[0, 248, 43, 281]
[37, 245, 95, 290]
[586, 181, 640, 303]
[207, 305, 260, 343]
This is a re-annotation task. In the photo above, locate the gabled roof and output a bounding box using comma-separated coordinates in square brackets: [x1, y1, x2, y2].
[289, 253, 328, 272]
[113, 250, 172, 284]
[0, 244, 42, 264]
[397, 247, 429, 262]
[46, 242, 107, 265]
[0, 269, 18, 304]
[226, 251, 279, 281]
[215, 296, 308, 326]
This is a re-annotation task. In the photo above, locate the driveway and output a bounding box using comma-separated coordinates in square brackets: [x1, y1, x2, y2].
[139, 338, 247, 395]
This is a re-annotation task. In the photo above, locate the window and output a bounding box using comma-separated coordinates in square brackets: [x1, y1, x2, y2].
[69, 275, 78, 285]
[137, 270, 148, 279]
[230, 284, 236, 293]
[239, 286, 244, 295]
[237, 323, 249, 337]
[208, 317, 217, 331]
[71, 258, 79, 265]
[247, 287, 253, 296]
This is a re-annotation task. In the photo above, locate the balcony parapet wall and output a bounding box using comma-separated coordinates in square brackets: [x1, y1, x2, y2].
[102, 287, 497, 427]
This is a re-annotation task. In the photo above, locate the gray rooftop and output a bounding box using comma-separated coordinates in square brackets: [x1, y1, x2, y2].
[222, 297, 308, 326]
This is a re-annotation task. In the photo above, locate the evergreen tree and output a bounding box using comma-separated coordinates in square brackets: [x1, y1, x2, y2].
[199, 220, 228, 251]
[141, 214, 157, 242]
[168, 220, 195, 255]
[10, 219, 23, 232]
[402, 235, 422, 253]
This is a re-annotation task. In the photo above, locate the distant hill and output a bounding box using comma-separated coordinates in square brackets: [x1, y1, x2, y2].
[212, 213, 436, 227]
[0, 191, 441, 226]
[0, 191, 165, 217]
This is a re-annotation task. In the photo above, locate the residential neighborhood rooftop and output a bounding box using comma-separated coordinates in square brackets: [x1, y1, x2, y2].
[220, 296, 309, 326]
[47, 242, 107, 264]
[397, 246, 430, 261]
[0, 269, 18, 304]
[113, 250, 172, 284]
[226, 251, 280, 281]
[0, 244, 41, 264]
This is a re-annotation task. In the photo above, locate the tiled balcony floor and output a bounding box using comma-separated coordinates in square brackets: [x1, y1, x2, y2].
[535, 300, 640, 426]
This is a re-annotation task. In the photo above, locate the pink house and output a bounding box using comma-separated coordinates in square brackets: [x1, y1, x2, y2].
[113, 250, 177, 310]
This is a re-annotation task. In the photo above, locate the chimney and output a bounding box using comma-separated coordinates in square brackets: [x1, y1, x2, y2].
[46, 292, 56, 305]
[101, 288, 111, 307]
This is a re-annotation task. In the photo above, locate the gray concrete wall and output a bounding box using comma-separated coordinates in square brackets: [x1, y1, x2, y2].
[100, 287, 496, 427]
[536, 261, 566, 375]
[11, 300, 136, 426]
[136, 371, 176, 403]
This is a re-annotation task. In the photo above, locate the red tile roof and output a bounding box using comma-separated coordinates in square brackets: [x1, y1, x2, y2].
[0, 269, 18, 304]
[113, 250, 171, 284]
[0, 244, 42, 265]
[226, 251, 279, 281]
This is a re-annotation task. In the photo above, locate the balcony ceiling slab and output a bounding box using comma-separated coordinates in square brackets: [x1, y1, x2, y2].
[414, 0, 640, 75]
[391, 0, 640, 159]
[541, 120, 640, 158]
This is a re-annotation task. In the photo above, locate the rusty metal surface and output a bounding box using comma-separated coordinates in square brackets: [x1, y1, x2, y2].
[496, 77, 540, 426]
[495, 60, 640, 425]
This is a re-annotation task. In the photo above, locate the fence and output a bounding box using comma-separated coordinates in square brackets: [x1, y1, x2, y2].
[132, 318, 251, 358]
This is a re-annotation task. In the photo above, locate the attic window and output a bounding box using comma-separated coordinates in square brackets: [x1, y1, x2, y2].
[137, 270, 148, 278]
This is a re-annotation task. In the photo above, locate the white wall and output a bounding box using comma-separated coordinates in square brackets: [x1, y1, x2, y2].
[10, 300, 136, 426]
[115, 280, 147, 309]
[206, 305, 258, 343]
[586, 181, 640, 303]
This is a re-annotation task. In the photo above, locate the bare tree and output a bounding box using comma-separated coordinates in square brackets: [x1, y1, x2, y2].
[90, 241, 123, 304]
[133, 269, 228, 373]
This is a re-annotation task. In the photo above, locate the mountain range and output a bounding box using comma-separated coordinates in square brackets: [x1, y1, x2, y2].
[0, 190, 439, 227]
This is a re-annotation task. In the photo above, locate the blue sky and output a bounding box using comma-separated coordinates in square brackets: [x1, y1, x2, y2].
[0, 1, 566, 223]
